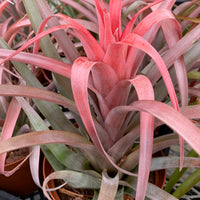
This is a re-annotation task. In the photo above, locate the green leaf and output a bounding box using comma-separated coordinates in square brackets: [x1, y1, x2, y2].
[23, 0, 74, 99]
[98, 170, 119, 200]
[0, 85, 77, 113]
[42, 170, 102, 199]
[35, 0, 79, 63]
[123, 177, 178, 200]
[164, 149, 198, 193]
[172, 168, 200, 199]
[121, 134, 179, 173]
[16, 97, 88, 171]
[0, 39, 86, 172]
[115, 186, 124, 200]
[151, 156, 200, 171]
[0, 38, 77, 133]
[188, 71, 200, 80]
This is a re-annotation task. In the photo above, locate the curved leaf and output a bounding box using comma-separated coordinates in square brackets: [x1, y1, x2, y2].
[0, 17, 103, 67]
[0, 84, 77, 113]
[160, 15, 186, 168]
[145, 23, 200, 85]
[0, 130, 94, 154]
[0, 1, 9, 19]
[105, 75, 154, 141]
[94, 0, 105, 46]
[102, 10, 115, 51]
[133, 9, 177, 36]
[105, 75, 155, 200]
[121, 134, 179, 173]
[121, 179, 178, 200]
[34, 13, 104, 61]
[121, 100, 200, 155]
[106, 100, 200, 175]
[60, 0, 97, 22]
[43, 170, 101, 200]
[29, 145, 41, 187]
[105, 79, 131, 110]
[91, 62, 119, 98]
[0, 98, 21, 176]
[108, 125, 140, 161]
[121, 33, 179, 111]
[121, 0, 165, 39]
[3, 18, 31, 42]
[71, 57, 137, 176]
[0, 49, 72, 78]
[98, 170, 119, 200]
[180, 104, 200, 119]
[34, 0, 79, 63]
[71, 57, 108, 151]
[129, 75, 154, 200]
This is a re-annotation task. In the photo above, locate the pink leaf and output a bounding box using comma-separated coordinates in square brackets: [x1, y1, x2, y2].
[133, 76, 154, 200]
[0, 84, 77, 113]
[121, 0, 165, 40]
[0, 131, 95, 154]
[181, 104, 200, 119]
[145, 23, 200, 85]
[161, 19, 187, 167]
[103, 43, 127, 79]
[87, 85, 110, 121]
[71, 57, 105, 151]
[0, 98, 21, 175]
[102, 10, 115, 51]
[161, 17, 187, 105]
[121, 33, 179, 111]
[0, 49, 72, 78]
[0, 14, 104, 66]
[52, 13, 105, 60]
[60, 0, 97, 22]
[133, 9, 177, 37]
[94, 0, 105, 46]
[0, 17, 12, 38]
[105, 75, 155, 200]
[29, 146, 41, 187]
[71, 57, 137, 176]
[91, 60, 119, 98]
[127, 9, 179, 77]
[189, 87, 200, 98]
[0, 1, 9, 18]
[109, 0, 122, 39]
[3, 18, 31, 42]
[105, 80, 131, 109]
[129, 100, 200, 156]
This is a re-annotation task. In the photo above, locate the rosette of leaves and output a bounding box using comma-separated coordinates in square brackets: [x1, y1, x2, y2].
[1, 0, 200, 200]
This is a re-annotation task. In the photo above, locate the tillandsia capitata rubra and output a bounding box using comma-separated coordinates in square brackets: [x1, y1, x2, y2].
[0, 0, 200, 200]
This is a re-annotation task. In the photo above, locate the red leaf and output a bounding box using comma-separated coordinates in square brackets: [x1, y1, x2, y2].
[109, 0, 122, 39]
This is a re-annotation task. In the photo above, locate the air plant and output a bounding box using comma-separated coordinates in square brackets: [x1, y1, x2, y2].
[0, 0, 200, 200]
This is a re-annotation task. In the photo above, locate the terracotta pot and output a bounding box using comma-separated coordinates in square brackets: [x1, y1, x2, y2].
[0, 156, 38, 196]
[43, 158, 60, 200]
[43, 155, 166, 200]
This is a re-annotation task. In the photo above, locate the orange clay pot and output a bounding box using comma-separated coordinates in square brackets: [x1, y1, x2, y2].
[0, 156, 38, 196]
